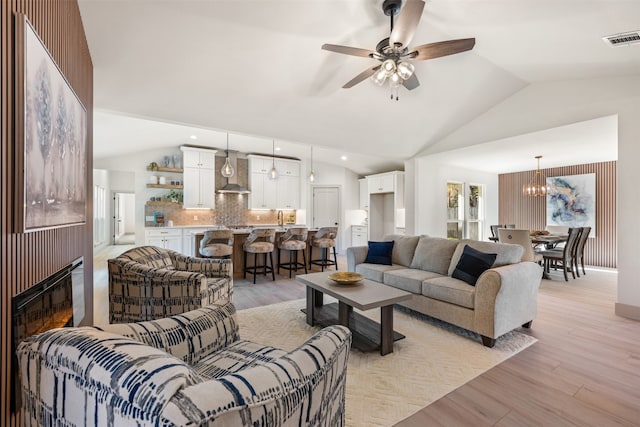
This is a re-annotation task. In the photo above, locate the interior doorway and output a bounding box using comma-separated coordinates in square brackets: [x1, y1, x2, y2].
[113, 192, 135, 245]
[312, 185, 340, 230]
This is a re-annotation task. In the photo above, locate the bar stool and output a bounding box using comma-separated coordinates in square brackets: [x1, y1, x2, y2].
[309, 226, 338, 272]
[277, 227, 308, 278]
[243, 228, 276, 283]
[199, 229, 234, 259]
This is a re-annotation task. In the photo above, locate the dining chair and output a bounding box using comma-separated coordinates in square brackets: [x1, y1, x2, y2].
[490, 225, 503, 239]
[497, 229, 543, 264]
[540, 227, 581, 281]
[574, 226, 591, 276]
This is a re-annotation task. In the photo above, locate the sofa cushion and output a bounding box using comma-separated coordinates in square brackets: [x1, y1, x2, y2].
[422, 276, 476, 309]
[383, 268, 445, 294]
[194, 340, 287, 379]
[409, 236, 459, 275]
[364, 241, 394, 265]
[383, 234, 420, 267]
[451, 245, 497, 286]
[355, 263, 404, 282]
[448, 240, 524, 276]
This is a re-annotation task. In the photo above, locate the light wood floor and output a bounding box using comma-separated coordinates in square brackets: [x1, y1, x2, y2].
[93, 247, 639, 426]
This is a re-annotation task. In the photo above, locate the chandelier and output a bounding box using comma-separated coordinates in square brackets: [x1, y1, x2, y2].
[522, 155, 551, 197]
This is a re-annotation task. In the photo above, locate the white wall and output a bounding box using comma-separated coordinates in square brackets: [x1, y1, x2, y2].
[416, 74, 640, 319]
[414, 158, 499, 239]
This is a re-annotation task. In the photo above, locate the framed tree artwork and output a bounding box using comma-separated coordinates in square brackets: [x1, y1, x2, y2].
[14, 14, 87, 232]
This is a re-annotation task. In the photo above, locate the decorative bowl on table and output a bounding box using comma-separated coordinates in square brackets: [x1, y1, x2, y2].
[328, 272, 363, 285]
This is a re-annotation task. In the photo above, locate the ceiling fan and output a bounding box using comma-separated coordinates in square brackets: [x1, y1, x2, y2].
[322, 0, 475, 99]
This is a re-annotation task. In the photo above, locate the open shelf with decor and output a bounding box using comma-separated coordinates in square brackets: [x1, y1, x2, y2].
[146, 184, 184, 189]
[146, 166, 183, 173]
[145, 200, 182, 207]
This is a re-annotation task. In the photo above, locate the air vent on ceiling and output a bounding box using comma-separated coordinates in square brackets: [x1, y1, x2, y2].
[602, 31, 640, 47]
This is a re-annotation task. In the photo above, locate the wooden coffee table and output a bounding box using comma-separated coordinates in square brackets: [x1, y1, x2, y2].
[296, 271, 412, 355]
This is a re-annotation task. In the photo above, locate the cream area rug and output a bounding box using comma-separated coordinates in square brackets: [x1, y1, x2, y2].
[237, 299, 537, 427]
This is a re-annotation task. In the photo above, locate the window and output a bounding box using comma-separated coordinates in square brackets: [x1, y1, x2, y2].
[446, 182, 485, 240]
[446, 182, 464, 239]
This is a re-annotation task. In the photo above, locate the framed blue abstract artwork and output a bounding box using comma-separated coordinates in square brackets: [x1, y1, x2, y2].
[546, 173, 596, 237]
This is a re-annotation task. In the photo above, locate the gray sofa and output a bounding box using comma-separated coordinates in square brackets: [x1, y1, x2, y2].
[347, 234, 542, 347]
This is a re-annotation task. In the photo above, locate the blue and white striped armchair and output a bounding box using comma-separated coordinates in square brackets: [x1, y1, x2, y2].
[17, 302, 352, 426]
[108, 245, 233, 323]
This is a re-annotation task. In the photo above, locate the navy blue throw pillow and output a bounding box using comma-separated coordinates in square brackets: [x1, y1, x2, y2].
[452, 245, 497, 286]
[364, 241, 395, 265]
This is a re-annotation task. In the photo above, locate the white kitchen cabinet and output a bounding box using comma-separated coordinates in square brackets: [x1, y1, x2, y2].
[248, 155, 300, 209]
[276, 159, 300, 177]
[145, 228, 183, 252]
[359, 178, 369, 210]
[181, 147, 216, 209]
[352, 225, 368, 247]
[277, 175, 300, 210]
[368, 173, 395, 194]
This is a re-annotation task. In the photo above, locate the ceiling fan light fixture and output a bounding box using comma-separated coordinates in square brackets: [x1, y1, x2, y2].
[389, 72, 402, 88]
[371, 68, 388, 85]
[397, 61, 415, 80]
[382, 59, 396, 76]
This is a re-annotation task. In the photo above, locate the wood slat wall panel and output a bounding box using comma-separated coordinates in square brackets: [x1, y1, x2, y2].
[1, 0, 93, 424]
[499, 161, 616, 268]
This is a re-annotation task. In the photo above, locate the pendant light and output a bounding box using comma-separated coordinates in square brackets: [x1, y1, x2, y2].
[522, 155, 551, 197]
[269, 139, 278, 180]
[309, 146, 315, 182]
[221, 133, 235, 178]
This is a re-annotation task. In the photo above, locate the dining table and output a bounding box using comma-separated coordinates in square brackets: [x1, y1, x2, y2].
[531, 234, 568, 249]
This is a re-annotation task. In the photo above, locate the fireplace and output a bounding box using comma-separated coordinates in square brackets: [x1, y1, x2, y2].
[11, 257, 83, 411]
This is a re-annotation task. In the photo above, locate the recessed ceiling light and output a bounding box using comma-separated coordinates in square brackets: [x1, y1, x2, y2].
[190, 135, 198, 140]
[275, 147, 281, 151]
[341, 155, 347, 161]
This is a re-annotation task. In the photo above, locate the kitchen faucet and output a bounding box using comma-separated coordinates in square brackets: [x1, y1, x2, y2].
[277, 210, 284, 227]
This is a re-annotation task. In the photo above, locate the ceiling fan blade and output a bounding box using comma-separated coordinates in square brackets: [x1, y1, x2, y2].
[343, 65, 381, 88]
[402, 73, 420, 90]
[410, 38, 476, 61]
[389, 0, 425, 48]
[322, 44, 375, 58]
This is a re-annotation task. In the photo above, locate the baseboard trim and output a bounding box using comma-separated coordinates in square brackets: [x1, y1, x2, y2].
[615, 302, 640, 321]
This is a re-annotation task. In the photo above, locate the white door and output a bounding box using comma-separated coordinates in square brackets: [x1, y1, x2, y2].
[312, 186, 340, 229]
[113, 192, 135, 245]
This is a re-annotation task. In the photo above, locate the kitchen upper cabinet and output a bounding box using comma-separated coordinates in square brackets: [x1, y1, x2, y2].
[359, 178, 369, 210]
[276, 159, 300, 177]
[248, 155, 301, 209]
[249, 172, 277, 209]
[277, 175, 300, 210]
[181, 146, 216, 209]
[368, 173, 395, 194]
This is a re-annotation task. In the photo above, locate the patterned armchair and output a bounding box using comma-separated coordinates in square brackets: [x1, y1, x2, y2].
[108, 246, 232, 323]
[17, 302, 352, 426]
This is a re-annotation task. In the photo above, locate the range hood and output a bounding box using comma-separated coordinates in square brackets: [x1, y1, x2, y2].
[217, 151, 250, 194]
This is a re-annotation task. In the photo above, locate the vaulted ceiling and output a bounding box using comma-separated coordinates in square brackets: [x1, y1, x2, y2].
[80, 0, 638, 174]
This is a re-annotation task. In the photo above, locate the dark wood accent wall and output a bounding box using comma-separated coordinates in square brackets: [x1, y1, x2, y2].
[498, 161, 616, 268]
[1, 0, 93, 424]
